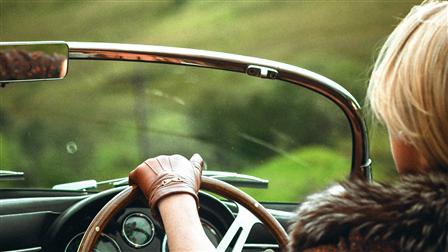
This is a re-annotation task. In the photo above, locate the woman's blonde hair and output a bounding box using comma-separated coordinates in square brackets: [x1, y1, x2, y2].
[367, 0, 448, 172]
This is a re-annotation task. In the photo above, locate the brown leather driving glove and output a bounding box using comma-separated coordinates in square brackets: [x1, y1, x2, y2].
[128, 154, 204, 214]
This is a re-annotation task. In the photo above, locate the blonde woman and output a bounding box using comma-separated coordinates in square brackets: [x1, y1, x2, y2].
[129, 1, 448, 251]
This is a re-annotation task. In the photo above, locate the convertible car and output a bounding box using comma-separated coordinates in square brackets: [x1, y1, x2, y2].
[0, 41, 371, 252]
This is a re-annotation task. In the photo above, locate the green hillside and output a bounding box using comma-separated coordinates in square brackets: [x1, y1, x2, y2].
[242, 146, 349, 202]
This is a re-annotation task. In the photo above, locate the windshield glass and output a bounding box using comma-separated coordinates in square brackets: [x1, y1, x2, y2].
[1, 60, 351, 202]
[1, 1, 418, 202]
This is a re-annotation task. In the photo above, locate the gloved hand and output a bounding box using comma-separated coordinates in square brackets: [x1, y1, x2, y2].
[128, 154, 204, 214]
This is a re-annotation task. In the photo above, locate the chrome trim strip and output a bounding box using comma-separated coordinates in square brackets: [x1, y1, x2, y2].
[65, 42, 370, 180]
[0, 170, 25, 181]
[2, 247, 42, 252]
[243, 243, 279, 249]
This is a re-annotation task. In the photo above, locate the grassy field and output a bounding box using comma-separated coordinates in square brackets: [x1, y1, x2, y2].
[242, 145, 350, 202]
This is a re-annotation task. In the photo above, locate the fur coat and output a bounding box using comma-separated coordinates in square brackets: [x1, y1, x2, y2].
[288, 172, 448, 252]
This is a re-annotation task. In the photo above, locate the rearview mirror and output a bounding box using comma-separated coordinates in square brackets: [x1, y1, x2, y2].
[0, 42, 68, 83]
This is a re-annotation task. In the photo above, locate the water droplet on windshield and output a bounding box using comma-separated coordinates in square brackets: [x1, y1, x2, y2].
[66, 141, 78, 154]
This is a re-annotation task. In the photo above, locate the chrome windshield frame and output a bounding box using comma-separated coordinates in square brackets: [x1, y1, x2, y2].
[66, 41, 371, 180]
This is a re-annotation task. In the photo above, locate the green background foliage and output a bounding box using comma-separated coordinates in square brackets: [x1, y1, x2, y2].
[0, 0, 420, 201]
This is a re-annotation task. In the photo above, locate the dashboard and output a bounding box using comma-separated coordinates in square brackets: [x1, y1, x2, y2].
[59, 191, 233, 252]
[0, 187, 296, 251]
[64, 208, 224, 252]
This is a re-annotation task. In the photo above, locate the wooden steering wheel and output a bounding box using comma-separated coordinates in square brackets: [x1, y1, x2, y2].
[77, 176, 289, 251]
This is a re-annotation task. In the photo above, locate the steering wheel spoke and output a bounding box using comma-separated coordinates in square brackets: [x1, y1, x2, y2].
[217, 203, 261, 252]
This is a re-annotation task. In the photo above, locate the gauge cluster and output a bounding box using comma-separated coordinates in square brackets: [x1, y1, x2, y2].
[63, 192, 233, 251]
[64, 209, 225, 251]
[64, 207, 165, 252]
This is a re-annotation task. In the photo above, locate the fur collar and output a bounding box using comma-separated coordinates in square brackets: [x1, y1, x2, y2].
[288, 172, 448, 252]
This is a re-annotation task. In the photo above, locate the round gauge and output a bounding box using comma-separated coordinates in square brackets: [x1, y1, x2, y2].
[122, 213, 155, 248]
[162, 220, 221, 251]
[201, 220, 221, 246]
[64, 233, 121, 252]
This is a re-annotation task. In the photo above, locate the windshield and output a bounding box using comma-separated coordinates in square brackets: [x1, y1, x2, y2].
[1, 59, 352, 202]
[0, 1, 417, 202]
